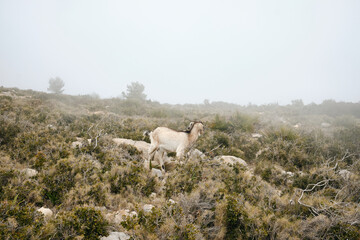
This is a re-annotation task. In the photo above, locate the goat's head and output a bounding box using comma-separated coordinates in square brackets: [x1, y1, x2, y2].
[187, 121, 204, 136]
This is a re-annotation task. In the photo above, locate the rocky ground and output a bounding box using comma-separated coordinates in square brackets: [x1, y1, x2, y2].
[0, 87, 359, 239]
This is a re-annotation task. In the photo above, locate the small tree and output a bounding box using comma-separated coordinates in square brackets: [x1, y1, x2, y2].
[48, 77, 65, 94]
[122, 81, 147, 101]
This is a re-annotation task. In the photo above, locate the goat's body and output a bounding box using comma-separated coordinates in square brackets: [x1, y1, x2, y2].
[147, 122, 204, 172]
[151, 128, 188, 154]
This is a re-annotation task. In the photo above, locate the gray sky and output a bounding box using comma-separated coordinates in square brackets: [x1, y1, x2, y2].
[1, 0, 359, 105]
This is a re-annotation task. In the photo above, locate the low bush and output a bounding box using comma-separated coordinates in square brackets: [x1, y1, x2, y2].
[54, 206, 108, 239]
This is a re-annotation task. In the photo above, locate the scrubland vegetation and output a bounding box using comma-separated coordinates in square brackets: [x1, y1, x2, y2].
[0, 86, 359, 239]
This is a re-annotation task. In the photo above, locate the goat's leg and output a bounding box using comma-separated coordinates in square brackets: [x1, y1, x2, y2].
[176, 148, 185, 164]
[158, 149, 166, 172]
[148, 145, 158, 170]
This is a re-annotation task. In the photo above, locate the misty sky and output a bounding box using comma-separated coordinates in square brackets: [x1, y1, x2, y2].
[0, 0, 359, 105]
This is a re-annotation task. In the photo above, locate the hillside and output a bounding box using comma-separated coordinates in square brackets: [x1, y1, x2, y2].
[0, 87, 359, 239]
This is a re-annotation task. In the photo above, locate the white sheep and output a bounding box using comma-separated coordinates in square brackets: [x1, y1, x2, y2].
[144, 121, 204, 171]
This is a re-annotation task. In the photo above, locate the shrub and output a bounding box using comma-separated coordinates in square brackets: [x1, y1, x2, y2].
[54, 207, 108, 239]
[260, 168, 272, 182]
[42, 159, 76, 206]
[230, 112, 259, 132]
[109, 164, 156, 197]
[209, 114, 232, 132]
[165, 162, 203, 198]
[0, 169, 15, 200]
[0, 199, 45, 239]
[224, 196, 251, 240]
[0, 117, 20, 147]
[138, 207, 164, 233]
[326, 222, 360, 240]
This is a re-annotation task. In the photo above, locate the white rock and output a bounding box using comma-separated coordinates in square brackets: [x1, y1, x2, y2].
[218, 156, 247, 167]
[112, 138, 149, 157]
[143, 204, 155, 213]
[251, 133, 262, 138]
[101, 232, 130, 240]
[22, 168, 38, 177]
[321, 122, 331, 128]
[286, 171, 294, 177]
[188, 149, 205, 160]
[37, 207, 53, 220]
[94, 206, 107, 212]
[113, 210, 130, 224]
[129, 211, 138, 218]
[46, 124, 57, 130]
[71, 141, 83, 148]
[338, 169, 352, 180]
[151, 168, 163, 178]
[150, 192, 157, 199]
[168, 199, 176, 205]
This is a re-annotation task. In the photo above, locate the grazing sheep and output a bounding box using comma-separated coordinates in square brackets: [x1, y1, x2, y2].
[144, 121, 204, 171]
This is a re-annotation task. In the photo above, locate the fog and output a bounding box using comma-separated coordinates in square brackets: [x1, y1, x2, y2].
[1, 0, 359, 105]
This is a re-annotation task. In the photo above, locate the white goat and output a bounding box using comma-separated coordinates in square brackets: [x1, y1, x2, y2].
[144, 121, 204, 171]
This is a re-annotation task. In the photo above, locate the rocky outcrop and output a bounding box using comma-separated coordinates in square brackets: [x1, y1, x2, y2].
[105, 209, 138, 225]
[101, 232, 130, 240]
[37, 207, 53, 220]
[338, 169, 352, 180]
[21, 168, 38, 178]
[216, 155, 247, 167]
[143, 204, 155, 213]
[151, 168, 163, 178]
[112, 138, 149, 158]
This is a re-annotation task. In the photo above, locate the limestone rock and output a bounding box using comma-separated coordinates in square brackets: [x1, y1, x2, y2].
[188, 149, 205, 161]
[71, 141, 83, 148]
[37, 207, 53, 220]
[251, 133, 263, 138]
[143, 204, 155, 213]
[338, 169, 352, 180]
[112, 138, 149, 157]
[101, 232, 130, 240]
[129, 211, 138, 218]
[22, 168, 38, 178]
[151, 168, 163, 178]
[217, 155, 247, 167]
[113, 210, 130, 224]
[107, 209, 138, 225]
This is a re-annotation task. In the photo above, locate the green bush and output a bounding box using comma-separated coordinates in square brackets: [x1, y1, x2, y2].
[230, 112, 259, 132]
[0, 118, 20, 147]
[0, 199, 45, 239]
[209, 114, 232, 132]
[54, 207, 108, 239]
[224, 196, 251, 240]
[109, 164, 156, 197]
[165, 162, 202, 198]
[0, 169, 15, 200]
[138, 207, 164, 233]
[42, 159, 76, 206]
[326, 222, 360, 240]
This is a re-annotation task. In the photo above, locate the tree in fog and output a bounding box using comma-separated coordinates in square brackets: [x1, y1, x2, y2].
[122, 81, 147, 101]
[47, 77, 65, 94]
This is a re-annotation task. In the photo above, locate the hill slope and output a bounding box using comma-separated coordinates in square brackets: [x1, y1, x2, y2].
[0, 87, 359, 239]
